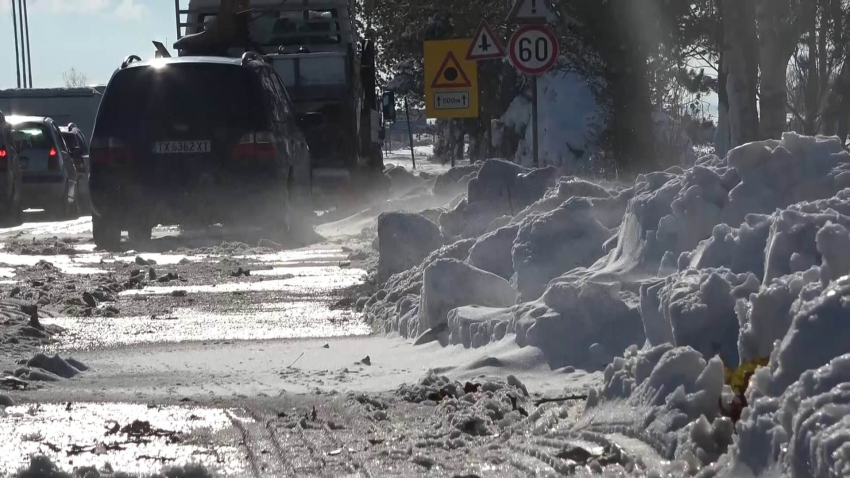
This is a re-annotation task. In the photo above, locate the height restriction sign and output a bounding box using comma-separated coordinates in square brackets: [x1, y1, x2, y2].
[424, 39, 479, 119]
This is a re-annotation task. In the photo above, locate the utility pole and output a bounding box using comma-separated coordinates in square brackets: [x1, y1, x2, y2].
[11, 0, 22, 88]
[22, 0, 33, 88]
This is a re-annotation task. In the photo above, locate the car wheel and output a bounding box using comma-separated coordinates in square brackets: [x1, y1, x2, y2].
[0, 185, 22, 227]
[92, 215, 122, 251]
[128, 223, 152, 248]
[57, 183, 79, 220]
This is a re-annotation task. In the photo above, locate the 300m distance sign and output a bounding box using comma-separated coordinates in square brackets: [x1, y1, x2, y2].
[509, 25, 559, 75]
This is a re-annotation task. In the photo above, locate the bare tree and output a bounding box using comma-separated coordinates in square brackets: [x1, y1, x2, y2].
[63, 68, 88, 88]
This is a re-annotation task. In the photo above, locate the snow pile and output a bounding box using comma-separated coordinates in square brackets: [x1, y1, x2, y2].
[580, 134, 850, 283]
[432, 163, 480, 198]
[396, 372, 532, 438]
[512, 197, 615, 302]
[365, 239, 477, 338]
[384, 164, 427, 198]
[439, 159, 559, 239]
[639, 268, 760, 366]
[419, 259, 516, 333]
[466, 224, 519, 281]
[376, 212, 444, 282]
[702, 277, 850, 477]
[580, 344, 734, 470]
[513, 280, 644, 369]
[500, 71, 603, 170]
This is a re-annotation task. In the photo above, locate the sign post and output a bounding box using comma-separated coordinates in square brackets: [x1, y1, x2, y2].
[404, 96, 416, 170]
[507, 2, 559, 168]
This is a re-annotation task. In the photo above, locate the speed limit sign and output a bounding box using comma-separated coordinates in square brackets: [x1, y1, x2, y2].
[509, 25, 559, 75]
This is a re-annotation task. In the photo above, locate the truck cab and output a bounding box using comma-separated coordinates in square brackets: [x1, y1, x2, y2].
[174, 0, 383, 190]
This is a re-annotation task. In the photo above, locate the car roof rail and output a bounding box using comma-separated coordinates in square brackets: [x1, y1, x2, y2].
[241, 51, 264, 66]
[121, 55, 142, 69]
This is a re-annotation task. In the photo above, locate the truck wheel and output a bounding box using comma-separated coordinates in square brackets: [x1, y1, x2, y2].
[93, 216, 122, 251]
[128, 223, 153, 248]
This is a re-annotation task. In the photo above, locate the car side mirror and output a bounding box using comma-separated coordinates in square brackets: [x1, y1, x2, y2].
[298, 113, 323, 129]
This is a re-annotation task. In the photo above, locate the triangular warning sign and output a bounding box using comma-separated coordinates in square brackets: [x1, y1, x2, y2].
[467, 21, 505, 61]
[431, 52, 473, 89]
[506, 0, 559, 24]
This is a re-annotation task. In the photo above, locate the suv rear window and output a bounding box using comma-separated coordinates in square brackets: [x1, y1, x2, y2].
[12, 123, 52, 151]
[96, 63, 268, 134]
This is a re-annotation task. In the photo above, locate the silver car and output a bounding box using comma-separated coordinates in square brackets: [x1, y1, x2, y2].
[8, 116, 79, 218]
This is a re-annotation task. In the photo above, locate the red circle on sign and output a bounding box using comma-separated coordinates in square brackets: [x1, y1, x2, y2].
[509, 25, 559, 76]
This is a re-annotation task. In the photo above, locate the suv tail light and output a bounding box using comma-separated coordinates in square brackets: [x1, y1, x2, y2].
[90, 137, 131, 166]
[234, 131, 277, 159]
[48, 147, 60, 171]
[0, 148, 7, 172]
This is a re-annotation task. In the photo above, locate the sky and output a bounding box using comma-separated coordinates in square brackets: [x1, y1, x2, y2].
[0, 0, 176, 89]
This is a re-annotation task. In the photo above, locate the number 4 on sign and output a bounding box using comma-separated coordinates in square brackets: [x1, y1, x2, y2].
[466, 21, 506, 61]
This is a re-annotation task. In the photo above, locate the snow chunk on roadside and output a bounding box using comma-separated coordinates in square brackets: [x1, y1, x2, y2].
[514, 280, 644, 368]
[433, 164, 480, 198]
[366, 239, 477, 337]
[583, 345, 730, 466]
[467, 224, 519, 281]
[419, 259, 516, 331]
[640, 268, 759, 365]
[377, 212, 443, 282]
[439, 159, 559, 239]
[513, 197, 614, 302]
[756, 275, 850, 396]
[710, 354, 850, 478]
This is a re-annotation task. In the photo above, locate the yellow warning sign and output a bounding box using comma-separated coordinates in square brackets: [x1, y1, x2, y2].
[425, 39, 478, 119]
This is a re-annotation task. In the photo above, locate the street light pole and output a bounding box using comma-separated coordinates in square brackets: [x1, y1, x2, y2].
[22, 0, 33, 88]
[11, 0, 22, 88]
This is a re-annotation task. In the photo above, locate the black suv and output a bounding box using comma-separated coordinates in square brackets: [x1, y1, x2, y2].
[89, 54, 311, 250]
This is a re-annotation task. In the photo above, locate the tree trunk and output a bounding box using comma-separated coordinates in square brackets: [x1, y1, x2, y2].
[834, 61, 850, 144]
[723, 0, 760, 146]
[715, 51, 732, 157]
[803, 0, 820, 134]
[604, 0, 658, 173]
[757, 0, 803, 140]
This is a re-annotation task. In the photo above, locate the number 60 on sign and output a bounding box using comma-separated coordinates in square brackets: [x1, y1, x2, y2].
[509, 25, 559, 76]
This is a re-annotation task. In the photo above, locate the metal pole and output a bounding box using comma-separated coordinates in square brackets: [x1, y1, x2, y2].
[404, 96, 416, 170]
[11, 0, 21, 89]
[532, 76, 539, 168]
[174, 0, 182, 40]
[22, 0, 32, 88]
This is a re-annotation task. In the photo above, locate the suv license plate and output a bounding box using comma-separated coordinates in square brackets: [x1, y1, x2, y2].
[154, 141, 211, 154]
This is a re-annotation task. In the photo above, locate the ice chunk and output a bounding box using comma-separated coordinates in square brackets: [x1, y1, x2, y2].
[466, 224, 519, 281]
[419, 259, 516, 332]
[512, 198, 614, 302]
[377, 212, 443, 282]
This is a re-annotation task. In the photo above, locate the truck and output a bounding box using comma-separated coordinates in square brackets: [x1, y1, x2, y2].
[172, 0, 385, 207]
[0, 87, 104, 140]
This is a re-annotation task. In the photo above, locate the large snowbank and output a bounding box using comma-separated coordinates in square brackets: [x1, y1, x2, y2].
[698, 278, 850, 477]
[361, 132, 850, 476]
